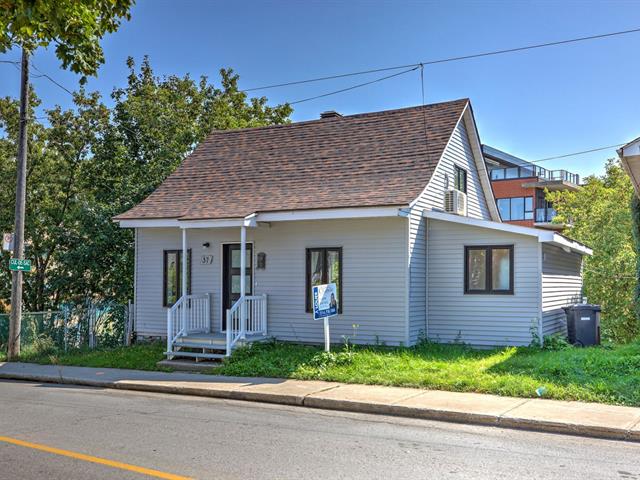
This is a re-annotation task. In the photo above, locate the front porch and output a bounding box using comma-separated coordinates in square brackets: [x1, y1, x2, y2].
[166, 292, 268, 360]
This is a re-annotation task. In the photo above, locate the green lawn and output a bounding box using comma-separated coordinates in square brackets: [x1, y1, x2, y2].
[4, 339, 640, 406]
[217, 340, 640, 406]
[6, 342, 170, 371]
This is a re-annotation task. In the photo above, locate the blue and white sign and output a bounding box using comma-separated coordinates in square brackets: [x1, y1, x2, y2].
[312, 283, 338, 320]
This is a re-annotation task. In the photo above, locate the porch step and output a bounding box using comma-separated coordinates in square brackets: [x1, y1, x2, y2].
[173, 341, 226, 350]
[165, 351, 226, 360]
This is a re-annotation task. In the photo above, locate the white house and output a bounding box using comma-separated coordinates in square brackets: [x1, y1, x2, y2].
[114, 99, 592, 360]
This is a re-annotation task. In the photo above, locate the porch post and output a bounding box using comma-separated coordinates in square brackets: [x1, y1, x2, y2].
[240, 225, 246, 339]
[182, 228, 188, 334]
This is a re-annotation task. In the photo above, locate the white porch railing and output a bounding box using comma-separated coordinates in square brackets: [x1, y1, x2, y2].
[226, 294, 267, 356]
[166, 293, 211, 356]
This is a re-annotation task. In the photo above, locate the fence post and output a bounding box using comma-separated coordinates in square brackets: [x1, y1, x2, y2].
[126, 301, 133, 346]
[88, 308, 95, 349]
[63, 310, 69, 353]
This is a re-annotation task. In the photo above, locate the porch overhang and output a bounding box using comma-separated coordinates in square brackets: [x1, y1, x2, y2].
[424, 210, 592, 256]
[115, 205, 409, 229]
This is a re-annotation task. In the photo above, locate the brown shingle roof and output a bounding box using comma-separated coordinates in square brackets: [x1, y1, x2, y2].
[114, 99, 469, 221]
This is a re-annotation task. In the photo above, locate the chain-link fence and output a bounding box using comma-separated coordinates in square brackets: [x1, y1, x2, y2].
[0, 300, 134, 353]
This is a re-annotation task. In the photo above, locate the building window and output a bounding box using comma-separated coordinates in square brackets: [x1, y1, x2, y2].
[454, 165, 467, 193]
[464, 246, 514, 294]
[306, 247, 342, 313]
[163, 249, 192, 306]
[496, 197, 533, 221]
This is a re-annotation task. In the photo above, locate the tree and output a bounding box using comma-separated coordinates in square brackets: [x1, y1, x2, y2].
[0, 0, 133, 359]
[0, 57, 292, 316]
[548, 160, 639, 343]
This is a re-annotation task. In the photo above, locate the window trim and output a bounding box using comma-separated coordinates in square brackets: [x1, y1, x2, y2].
[163, 249, 192, 307]
[454, 165, 467, 194]
[305, 247, 343, 313]
[464, 245, 514, 295]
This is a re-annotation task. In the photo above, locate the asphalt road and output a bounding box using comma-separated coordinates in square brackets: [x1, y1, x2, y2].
[0, 380, 639, 480]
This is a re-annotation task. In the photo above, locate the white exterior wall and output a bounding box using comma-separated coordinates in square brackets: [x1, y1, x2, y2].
[134, 217, 409, 345]
[426, 219, 541, 347]
[541, 244, 583, 336]
[407, 116, 493, 344]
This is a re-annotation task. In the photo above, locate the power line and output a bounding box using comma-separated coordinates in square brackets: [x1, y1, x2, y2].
[289, 66, 418, 105]
[30, 63, 74, 96]
[241, 26, 640, 92]
[530, 143, 625, 163]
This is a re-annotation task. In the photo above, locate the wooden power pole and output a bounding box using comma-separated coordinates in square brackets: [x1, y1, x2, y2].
[8, 48, 30, 360]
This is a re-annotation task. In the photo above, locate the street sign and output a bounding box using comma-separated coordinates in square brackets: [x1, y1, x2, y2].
[2, 233, 13, 252]
[9, 258, 31, 272]
[312, 283, 338, 320]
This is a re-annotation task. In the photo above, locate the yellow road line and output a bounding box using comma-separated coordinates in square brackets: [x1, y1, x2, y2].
[0, 435, 193, 480]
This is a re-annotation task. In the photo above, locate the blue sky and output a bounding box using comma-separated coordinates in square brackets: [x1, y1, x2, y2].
[2, 0, 640, 179]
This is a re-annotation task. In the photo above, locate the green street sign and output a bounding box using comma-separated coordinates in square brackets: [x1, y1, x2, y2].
[9, 258, 31, 272]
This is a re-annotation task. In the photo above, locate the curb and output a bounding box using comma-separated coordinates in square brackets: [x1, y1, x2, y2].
[1, 371, 638, 443]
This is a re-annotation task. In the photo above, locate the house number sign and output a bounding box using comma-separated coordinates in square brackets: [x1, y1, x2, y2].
[201, 255, 214, 265]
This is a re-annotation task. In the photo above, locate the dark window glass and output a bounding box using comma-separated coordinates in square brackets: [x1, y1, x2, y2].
[454, 165, 467, 194]
[306, 248, 342, 313]
[163, 249, 191, 306]
[465, 246, 514, 294]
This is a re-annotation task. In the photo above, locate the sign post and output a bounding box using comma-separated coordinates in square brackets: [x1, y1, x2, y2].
[312, 283, 338, 352]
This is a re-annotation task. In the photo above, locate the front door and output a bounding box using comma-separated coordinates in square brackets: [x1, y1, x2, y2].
[222, 243, 252, 330]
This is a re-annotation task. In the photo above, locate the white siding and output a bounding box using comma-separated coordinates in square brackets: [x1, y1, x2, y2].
[407, 117, 492, 344]
[426, 219, 541, 347]
[541, 244, 583, 336]
[134, 217, 409, 345]
[420, 118, 491, 219]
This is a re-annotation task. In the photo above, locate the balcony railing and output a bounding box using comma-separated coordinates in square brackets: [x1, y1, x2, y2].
[535, 207, 557, 223]
[490, 166, 579, 185]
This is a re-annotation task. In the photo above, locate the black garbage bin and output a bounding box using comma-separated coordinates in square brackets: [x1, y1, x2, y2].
[563, 304, 601, 346]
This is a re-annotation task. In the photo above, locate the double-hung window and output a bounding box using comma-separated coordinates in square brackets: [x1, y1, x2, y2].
[454, 165, 467, 193]
[496, 197, 533, 221]
[306, 247, 342, 313]
[464, 245, 514, 294]
[163, 249, 192, 306]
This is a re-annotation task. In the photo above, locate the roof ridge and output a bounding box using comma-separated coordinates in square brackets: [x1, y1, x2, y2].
[207, 98, 470, 136]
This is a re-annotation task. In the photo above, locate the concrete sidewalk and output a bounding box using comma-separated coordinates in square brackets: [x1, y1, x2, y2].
[1, 361, 639, 442]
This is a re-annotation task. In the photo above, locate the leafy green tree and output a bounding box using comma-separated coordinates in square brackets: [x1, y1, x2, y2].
[548, 160, 639, 342]
[0, 58, 292, 310]
[0, 0, 133, 80]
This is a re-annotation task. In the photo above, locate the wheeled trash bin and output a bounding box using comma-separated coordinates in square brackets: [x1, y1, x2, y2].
[563, 304, 601, 346]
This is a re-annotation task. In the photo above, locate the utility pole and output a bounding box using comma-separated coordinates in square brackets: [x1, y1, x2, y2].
[8, 48, 30, 360]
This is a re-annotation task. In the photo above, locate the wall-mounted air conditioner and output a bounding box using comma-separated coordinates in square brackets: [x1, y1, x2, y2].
[444, 189, 467, 216]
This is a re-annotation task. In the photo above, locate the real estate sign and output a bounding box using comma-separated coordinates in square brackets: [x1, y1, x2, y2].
[312, 283, 338, 320]
[9, 258, 31, 272]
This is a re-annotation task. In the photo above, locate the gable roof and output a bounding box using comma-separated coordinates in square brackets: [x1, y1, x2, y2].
[115, 99, 470, 221]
